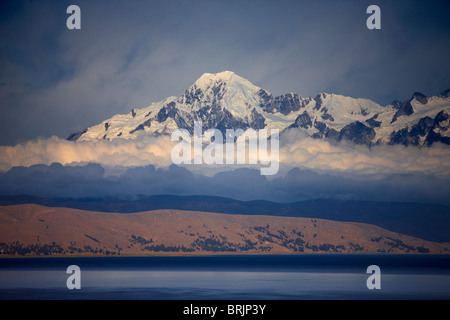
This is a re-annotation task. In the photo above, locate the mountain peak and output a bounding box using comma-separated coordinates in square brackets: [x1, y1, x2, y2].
[411, 92, 428, 104]
[199, 70, 237, 79]
[196, 70, 238, 83]
[439, 89, 450, 99]
[70, 72, 450, 147]
[191, 71, 260, 92]
[178, 71, 264, 119]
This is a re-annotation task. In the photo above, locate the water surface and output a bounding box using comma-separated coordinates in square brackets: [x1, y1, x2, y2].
[1, 255, 449, 300]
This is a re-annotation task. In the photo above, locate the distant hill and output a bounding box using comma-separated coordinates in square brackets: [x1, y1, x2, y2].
[0, 204, 448, 257]
[1, 194, 449, 243]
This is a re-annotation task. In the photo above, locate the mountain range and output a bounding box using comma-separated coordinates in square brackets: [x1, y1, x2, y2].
[68, 71, 450, 147]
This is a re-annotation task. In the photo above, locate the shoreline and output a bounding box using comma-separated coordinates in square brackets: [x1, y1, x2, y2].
[1, 251, 450, 259]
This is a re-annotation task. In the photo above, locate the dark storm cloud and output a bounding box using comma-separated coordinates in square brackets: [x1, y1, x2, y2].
[1, 162, 450, 205]
[1, 0, 450, 145]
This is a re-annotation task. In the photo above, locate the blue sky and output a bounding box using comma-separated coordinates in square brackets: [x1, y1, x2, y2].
[1, 0, 450, 145]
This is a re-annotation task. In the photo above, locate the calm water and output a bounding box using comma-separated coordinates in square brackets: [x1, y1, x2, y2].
[0, 255, 449, 300]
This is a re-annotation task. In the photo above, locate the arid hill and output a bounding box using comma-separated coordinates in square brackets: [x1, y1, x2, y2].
[0, 204, 448, 256]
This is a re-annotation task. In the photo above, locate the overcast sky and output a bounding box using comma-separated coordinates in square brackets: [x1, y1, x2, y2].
[1, 0, 450, 145]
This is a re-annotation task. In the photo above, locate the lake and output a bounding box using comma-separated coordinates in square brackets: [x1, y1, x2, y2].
[0, 254, 449, 300]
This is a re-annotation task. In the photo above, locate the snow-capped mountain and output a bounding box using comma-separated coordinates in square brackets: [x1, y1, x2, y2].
[69, 71, 450, 147]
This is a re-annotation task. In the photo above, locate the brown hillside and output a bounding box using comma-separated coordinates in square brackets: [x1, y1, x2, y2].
[0, 204, 448, 256]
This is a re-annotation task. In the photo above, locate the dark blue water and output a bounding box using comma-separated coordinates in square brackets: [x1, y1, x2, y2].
[1, 255, 449, 300]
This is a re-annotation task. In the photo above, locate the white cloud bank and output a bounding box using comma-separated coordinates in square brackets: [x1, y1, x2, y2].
[1, 131, 450, 180]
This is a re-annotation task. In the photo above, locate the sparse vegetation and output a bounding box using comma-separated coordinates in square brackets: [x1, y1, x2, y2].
[143, 244, 195, 253]
[130, 234, 153, 245]
[383, 236, 416, 252]
[0, 241, 65, 255]
[416, 246, 430, 253]
[348, 242, 364, 251]
[0, 241, 122, 256]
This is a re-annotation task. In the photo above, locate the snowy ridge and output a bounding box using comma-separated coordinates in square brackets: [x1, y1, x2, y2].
[72, 71, 450, 147]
